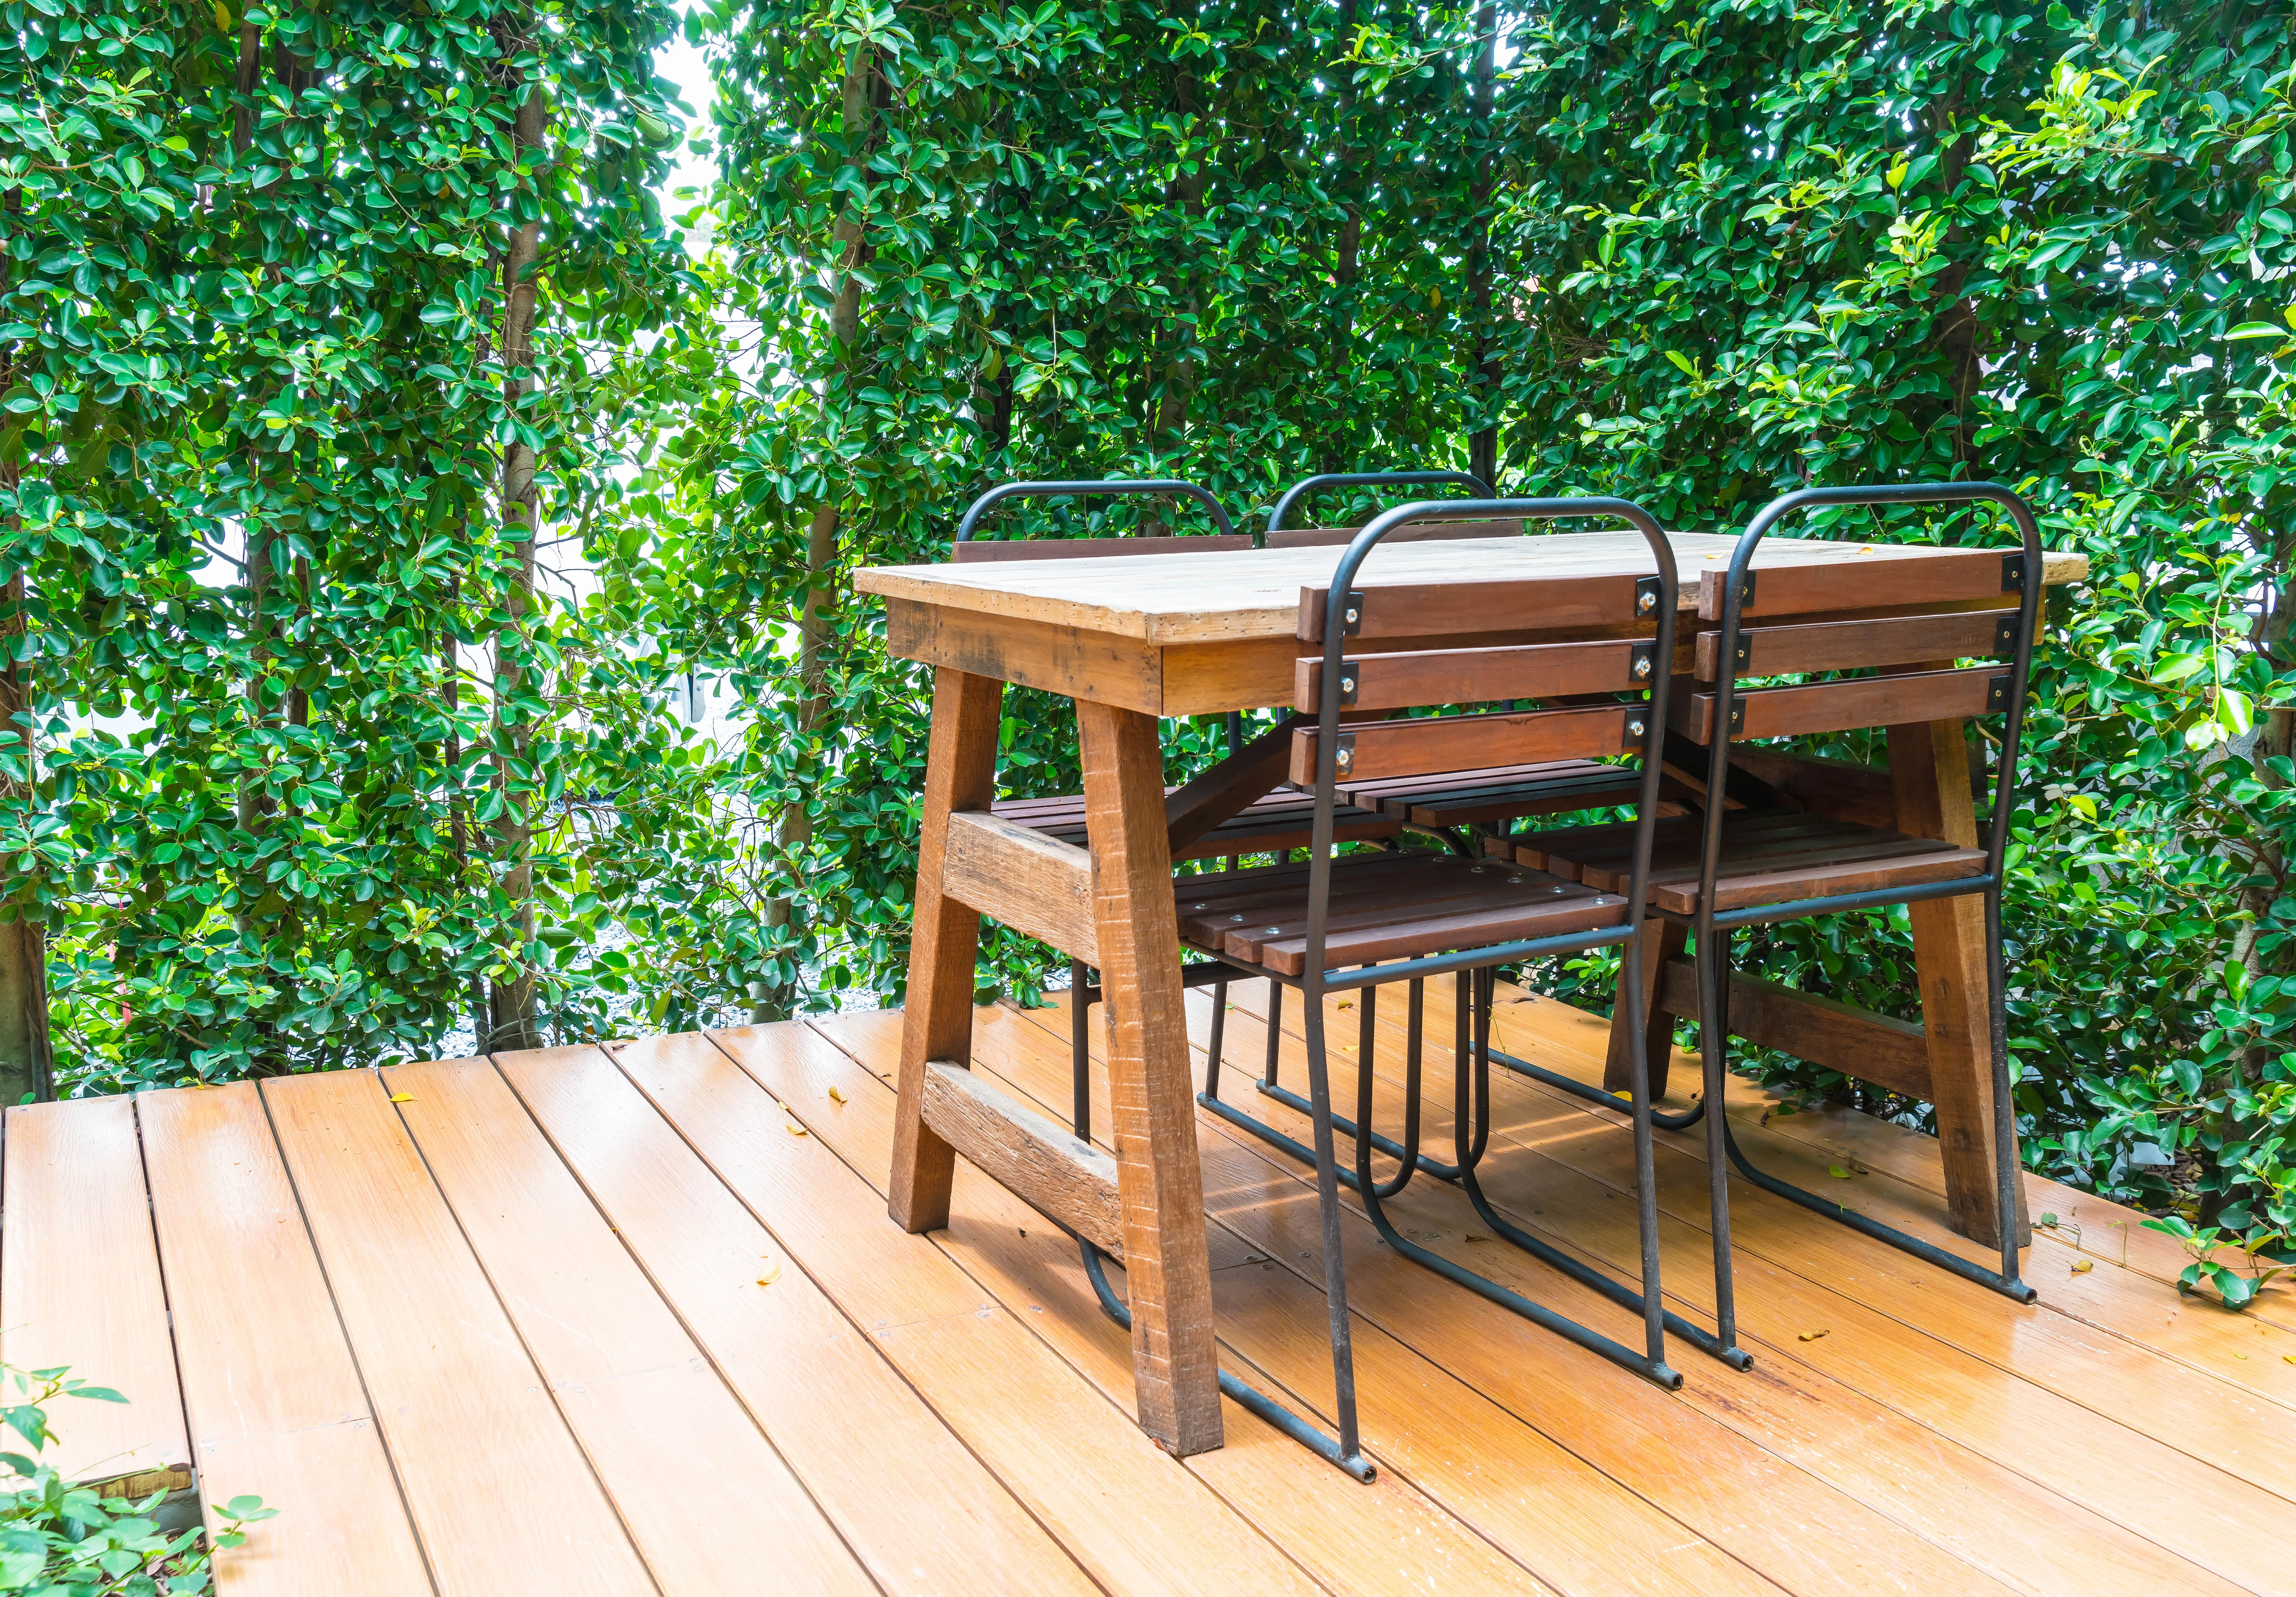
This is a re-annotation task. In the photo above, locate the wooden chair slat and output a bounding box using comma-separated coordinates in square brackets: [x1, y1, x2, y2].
[1653, 845, 1986, 914]
[1697, 548, 2022, 620]
[1298, 572, 1653, 641]
[1288, 704, 1640, 786]
[1694, 609, 2014, 680]
[1265, 519, 1523, 549]
[1294, 638, 1654, 712]
[951, 535, 1253, 564]
[1670, 665, 2002, 744]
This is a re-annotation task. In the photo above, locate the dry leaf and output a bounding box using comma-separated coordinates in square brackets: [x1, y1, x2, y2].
[1464, 1234, 1490, 1243]
[388, 1093, 414, 1104]
[785, 1124, 808, 1137]
[756, 1261, 781, 1286]
[1798, 1329, 1829, 1342]
[1336, 1001, 1353, 1010]
[2234, 1351, 2249, 1359]
[2285, 1354, 2295, 1366]
[827, 1086, 847, 1104]
[2071, 1259, 2093, 1275]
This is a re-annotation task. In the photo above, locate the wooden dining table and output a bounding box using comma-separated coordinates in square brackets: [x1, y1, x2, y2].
[854, 529, 2087, 1458]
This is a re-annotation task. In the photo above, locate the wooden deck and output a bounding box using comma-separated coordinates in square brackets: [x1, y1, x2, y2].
[6, 978, 2293, 1597]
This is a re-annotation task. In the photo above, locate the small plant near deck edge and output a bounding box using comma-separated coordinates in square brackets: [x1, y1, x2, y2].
[0, 1362, 274, 1595]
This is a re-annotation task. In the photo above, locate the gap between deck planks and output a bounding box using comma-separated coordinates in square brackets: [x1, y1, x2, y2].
[1003, 983, 2290, 1597]
[1172, 978, 2296, 1589]
[9, 988, 2286, 1597]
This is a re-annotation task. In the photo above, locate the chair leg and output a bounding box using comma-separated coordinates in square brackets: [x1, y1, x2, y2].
[1985, 885, 2030, 1292]
[1263, 980, 1283, 1089]
[1204, 974, 1230, 1102]
[1075, 1237, 1372, 1481]
[1070, 959, 1093, 1144]
[1621, 921, 1670, 1371]
[1708, 924, 2039, 1304]
[1223, 973, 1480, 1185]
[1698, 924, 1743, 1358]
[1299, 978, 1369, 1473]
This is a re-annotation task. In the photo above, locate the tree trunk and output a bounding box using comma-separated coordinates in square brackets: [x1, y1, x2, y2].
[489, 68, 549, 1050]
[0, 193, 50, 1101]
[1155, 63, 1205, 450]
[753, 43, 877, 1023]
[1325, 0, 1363, 473]
[1466, 4, 1499, 489]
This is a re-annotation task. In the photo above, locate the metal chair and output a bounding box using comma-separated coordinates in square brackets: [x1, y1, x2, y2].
[1508, 482, 2044, 1365]
[951, 478, 1401, 1477]
[1174, 495, 1696, 1476]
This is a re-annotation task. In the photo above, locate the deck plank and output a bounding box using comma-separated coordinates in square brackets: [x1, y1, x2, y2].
[489, 1041, 1102, 1597]
[260, 1071, 655, 1597]
[990, 998, 2058, 1597]
[773, 1014, 1564, 1597]
[1332, 982, 2296, 1445]
[598, 1029, 1332, 1597]
[1201, 981, 2291, 1593]
[136, 1083, 432, 1597]
[812, 1010, 1782, 1597]
[0, 1097, 190, 1490]
[1497, 990, 2296, 1331]
[385, 1056, 876, 1597]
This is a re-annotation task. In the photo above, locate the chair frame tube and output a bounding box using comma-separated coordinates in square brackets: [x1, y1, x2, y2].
[1265, 470, 1495, 535]
[1686, 482, 2042, 1359]
[954, 479, 1248, 544]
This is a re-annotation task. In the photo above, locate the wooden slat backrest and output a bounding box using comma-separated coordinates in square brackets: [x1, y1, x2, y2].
[1294, 637, 1656, 713]
[1693, 608, 2014, 680]
[1671, 665, 2005, 744]
[951, 534, 1254, 564]
[1288, 704, 1644, 785]
[1696, 547, 2024, 620]
[1265, 518, 1523, 549]
[1298, 571, 1657, 641]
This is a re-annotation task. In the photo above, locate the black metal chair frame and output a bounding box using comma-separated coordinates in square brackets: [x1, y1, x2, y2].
[1169, 495, 1700, 1478]
[1664, 482, 2044, 1366]
[954, 477, 1256, 546]
[1264, 469, 1495, 535]
[949, 478, 1379, 1478]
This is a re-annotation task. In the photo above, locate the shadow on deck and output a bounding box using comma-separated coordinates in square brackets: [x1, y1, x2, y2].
[4, 980, 2292, 1596]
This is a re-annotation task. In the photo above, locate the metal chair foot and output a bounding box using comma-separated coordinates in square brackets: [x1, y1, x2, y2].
[1076, 1240, 1376, 1481]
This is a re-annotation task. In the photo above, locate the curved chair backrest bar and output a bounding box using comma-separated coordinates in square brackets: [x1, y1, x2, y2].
[1304, 497, 1679, 986]
[1267, 470, 1495, 535]
[953, 479, 1244, 546]
[1696, 481, 2045, 920]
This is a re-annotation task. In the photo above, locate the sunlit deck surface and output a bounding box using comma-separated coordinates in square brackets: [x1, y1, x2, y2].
[7, 979, 2293, 1596]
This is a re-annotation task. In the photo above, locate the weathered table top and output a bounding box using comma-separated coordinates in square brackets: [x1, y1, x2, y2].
[854, 531, 2091, 645]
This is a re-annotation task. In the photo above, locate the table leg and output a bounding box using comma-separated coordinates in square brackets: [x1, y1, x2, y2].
[1605, 919, 1688, 1098]
[890, 667, 1004, 1234]
[1076, 699, 1223, 1457]
[1889, 714, 2030, 1250]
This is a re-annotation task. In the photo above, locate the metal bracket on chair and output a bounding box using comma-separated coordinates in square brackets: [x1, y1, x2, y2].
[1628, 641, 1655, 684]
[1986, 673, 2010, 711]
[2002, 551, 2028, 592]
[1635, 575, 1663, 618]
[1337, 665, 1359, 706]
[1993, 612, 2018, 657]
[1730, 634, 1752, 673]
[1341, 590, 1366, 636]
[1732, 572, 1755, 612]
[1623, 706, 1652, 745]
[1727, 700, 1747, 735]
[1334, 733, 1357, 774]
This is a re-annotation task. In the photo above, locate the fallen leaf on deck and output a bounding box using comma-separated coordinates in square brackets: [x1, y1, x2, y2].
[2234, 1351, 2248, 1358]
[828, 1086, 847, 1104]
[1465, 1234, 1490, 1243]
[1828, 1165, 1852, 1178]
[1799, 1329, 1829, 1342]
[756, 1261, 781, 1286]
[1337, 1001, 1353, 1010]
[2071, 1259, 2093, 1274]
[786, 1124, 808, 1137]
[389, 1093, 414, 1104]
[2039, 1212, 2059, 1227]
